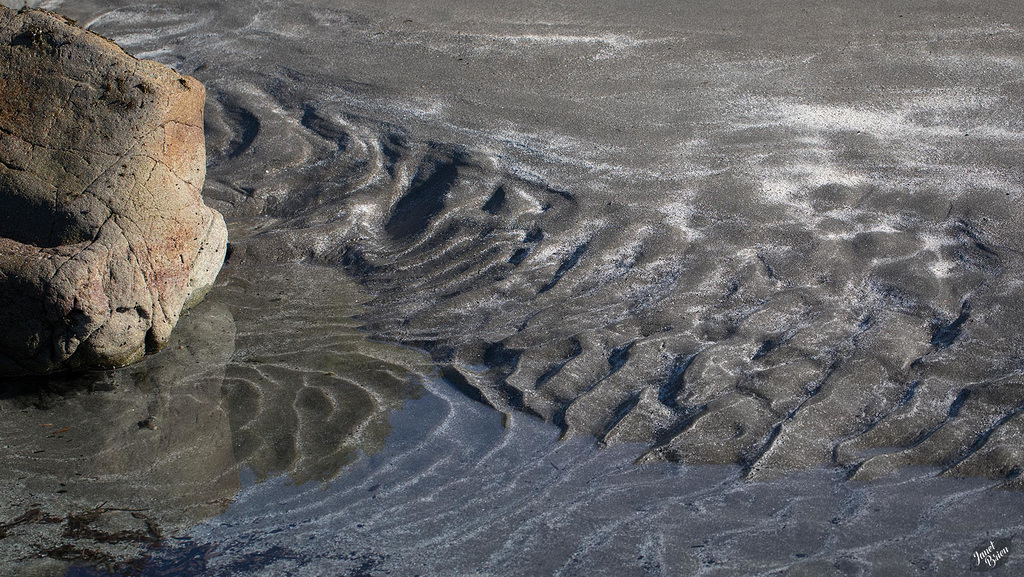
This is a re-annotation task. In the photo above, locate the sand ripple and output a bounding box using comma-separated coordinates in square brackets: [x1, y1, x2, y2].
[0, 264, 429, 570]
[27, 0, 1024, 482]
[4, 0, 1024, 571]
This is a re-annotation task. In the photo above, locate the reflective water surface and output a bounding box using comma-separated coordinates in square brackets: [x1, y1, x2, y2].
[1, 263, 430, 573]
[1, 0, 1024, 574]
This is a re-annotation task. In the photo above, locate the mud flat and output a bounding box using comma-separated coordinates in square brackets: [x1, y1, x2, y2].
[1, 0, 1023, 574]
[0, 263, 430, 572]
[115, 0, 1024, 481]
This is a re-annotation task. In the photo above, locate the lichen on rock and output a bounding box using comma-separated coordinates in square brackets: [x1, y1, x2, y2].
[0, 6, 227, 375]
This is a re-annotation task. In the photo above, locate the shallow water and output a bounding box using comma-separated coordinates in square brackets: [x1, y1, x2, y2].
[60, 375, 1024, 576]
[2, 0, 1024, 574]
[0, 264, 430, 572]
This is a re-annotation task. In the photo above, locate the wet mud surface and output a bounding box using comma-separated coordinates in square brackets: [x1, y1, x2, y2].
[2, 0, 1024, 574]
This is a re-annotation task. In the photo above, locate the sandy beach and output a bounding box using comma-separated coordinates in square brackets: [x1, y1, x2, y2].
[2, 0, 1023, 574]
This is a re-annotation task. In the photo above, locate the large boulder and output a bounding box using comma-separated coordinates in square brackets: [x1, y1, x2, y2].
[0, 7, 227, 375]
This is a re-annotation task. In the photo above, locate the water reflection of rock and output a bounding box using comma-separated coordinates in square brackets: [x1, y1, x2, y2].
[0, 262, 428, 570]
[0, 298, 237, 571]
[212, 264, 429, 485]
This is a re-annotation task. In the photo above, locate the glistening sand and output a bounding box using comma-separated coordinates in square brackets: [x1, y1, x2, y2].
[1, 0, 1023, 574]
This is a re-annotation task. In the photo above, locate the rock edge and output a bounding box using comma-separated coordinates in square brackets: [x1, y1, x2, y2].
[0, 6, 227, 375]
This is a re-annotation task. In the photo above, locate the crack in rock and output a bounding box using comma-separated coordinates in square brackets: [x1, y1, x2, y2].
[0, 7, 227, 375]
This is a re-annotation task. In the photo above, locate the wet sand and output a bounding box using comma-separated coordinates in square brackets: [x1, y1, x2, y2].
[0, 264, 430, 572]
[1, 0, 1024, 574]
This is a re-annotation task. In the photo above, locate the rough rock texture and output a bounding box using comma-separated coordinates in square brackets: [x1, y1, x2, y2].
[0, 7, 227, 374]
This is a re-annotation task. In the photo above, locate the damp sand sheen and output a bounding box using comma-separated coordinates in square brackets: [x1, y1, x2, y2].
[2, 0, 1024, 574]
[0, 265, 431, 568]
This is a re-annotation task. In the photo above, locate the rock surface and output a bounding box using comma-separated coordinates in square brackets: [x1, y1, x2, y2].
[0, 6, 227, 374]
